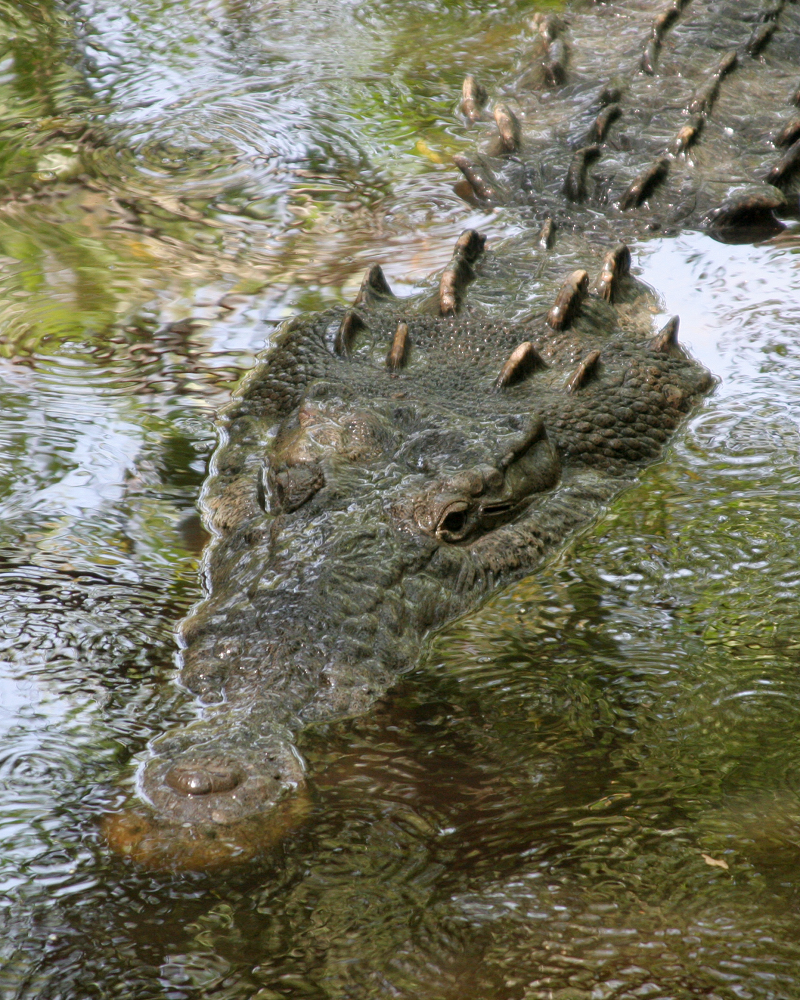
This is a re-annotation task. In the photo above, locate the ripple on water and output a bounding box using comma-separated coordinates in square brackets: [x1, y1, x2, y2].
[5, 1, 800, 997]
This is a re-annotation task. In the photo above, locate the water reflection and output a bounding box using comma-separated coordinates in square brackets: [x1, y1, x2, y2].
[3, 0, 800, 996]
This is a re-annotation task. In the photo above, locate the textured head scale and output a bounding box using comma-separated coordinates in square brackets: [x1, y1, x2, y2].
[104, 231, 712, 868]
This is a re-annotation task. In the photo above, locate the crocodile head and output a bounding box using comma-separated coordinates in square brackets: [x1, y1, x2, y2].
[104, 232, 713, 868]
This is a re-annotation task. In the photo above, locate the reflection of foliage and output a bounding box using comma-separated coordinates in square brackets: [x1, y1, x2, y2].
[0, 0, 97, 193]
[0, 1, 250, 355]
[0, 0, 569, 357]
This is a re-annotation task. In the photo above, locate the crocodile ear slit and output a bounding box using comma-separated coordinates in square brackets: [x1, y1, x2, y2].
[334, 310, 366, 356]
[566, 350, 601, 392]
[650, 316, 680, 353]
[354, 265, 394, 306]
[439, 229, 487, 316]
[387, 322, 409, 370]
[547, 270, 589, 330]
[494, 342, 546, 389]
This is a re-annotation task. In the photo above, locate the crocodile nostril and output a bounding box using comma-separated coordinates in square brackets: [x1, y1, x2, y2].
[165, 761, 244, 797]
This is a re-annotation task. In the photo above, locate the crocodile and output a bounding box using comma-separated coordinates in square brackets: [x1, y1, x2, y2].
[104, 228, 713, 868]
[454, 0, 800, 241]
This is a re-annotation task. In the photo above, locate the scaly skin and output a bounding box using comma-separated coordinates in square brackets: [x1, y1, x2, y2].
[455, 0, 800, 240]
[104, 231, 713, 868]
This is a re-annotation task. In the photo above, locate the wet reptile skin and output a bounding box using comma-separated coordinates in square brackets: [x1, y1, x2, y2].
[105, 229, 713, 868]
[456, 0, 800, 239]
[102, 0, 800, 867]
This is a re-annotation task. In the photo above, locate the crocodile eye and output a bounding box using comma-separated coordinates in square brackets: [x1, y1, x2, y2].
[436, 501, 471, 540]
[440, 508, 467, 534]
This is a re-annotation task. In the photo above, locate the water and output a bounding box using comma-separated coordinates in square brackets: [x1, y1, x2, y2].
[1, 0, 800, 996]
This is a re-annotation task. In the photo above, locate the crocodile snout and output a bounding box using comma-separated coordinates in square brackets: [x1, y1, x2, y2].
[165, 759, 245, 796]
[103, 734, 310, 869]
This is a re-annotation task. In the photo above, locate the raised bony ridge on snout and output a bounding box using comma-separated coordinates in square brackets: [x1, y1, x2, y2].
[104, 231, 713, 868]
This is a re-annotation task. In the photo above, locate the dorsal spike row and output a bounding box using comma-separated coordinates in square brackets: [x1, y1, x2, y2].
[461, 75, 487, 121]
[532, 12, 567, 86]
[453, 228, 486, 264]
[439, 229, 487, 317]
[334, 309, 366, 356]
[641, 39, 659, 77]
[641, 3, 681, 75]
[386, 321, 409, 370]
[650, 316, 680, 353]
[453, 153, 496, 203]
[765, 136, 800, 188]
[564, 144, 600, 202]
[757, 0, 787, 20]
[688, 50, 737, 115]
[354, 264, 394, 307]
[704, 187, 787, 231]
[674, 41, 737, 153]
[547, 270, 589, 331]
[531, 12, 562, 46]
[743, 21, 776, 57]
[588, 102, 621, 144]
[544, 37, 568, 87]
[494, 342, 546, 390]
[717, 48, 740, 78]
[775, 116, 800, 148]
[653, 5, 681, 37]
[490, 103, 521, 155]
[620, 157, 669, 210]
[673, 114, 704, 154]
[566, 350, 601, 393]
[538, 217, 556, 250]
[594, 244, 631, 302]
[597, 83, 623, 107]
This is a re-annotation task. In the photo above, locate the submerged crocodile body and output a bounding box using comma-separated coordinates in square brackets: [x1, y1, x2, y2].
[455, 0, 800, 240]
[106, 228, 712, 867]
[104, 0, 800, 868]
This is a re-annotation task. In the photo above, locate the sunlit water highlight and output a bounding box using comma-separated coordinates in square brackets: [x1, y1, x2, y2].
[1, 0, 800, 997]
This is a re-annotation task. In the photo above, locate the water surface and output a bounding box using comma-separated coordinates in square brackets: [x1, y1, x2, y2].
[1, 1, 800, 997]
